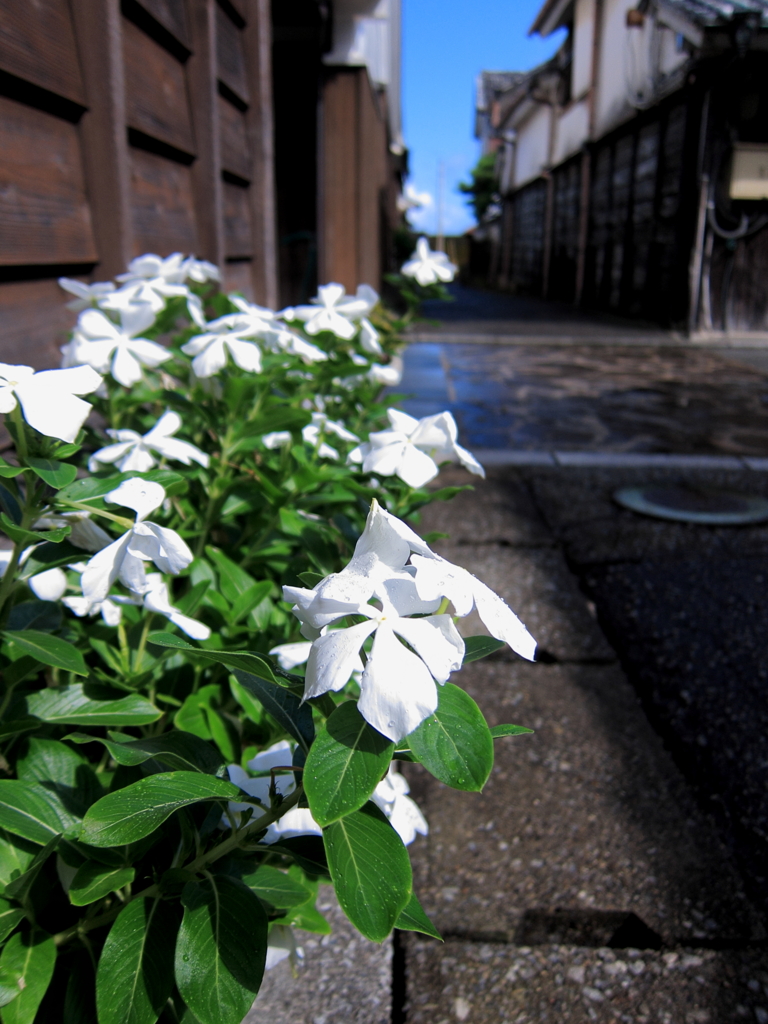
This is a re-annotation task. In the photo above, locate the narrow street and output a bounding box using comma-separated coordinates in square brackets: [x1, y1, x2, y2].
[254, 288, 768, 1024]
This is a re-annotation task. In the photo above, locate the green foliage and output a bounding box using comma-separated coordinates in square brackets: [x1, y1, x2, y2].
[0, 260, 535, 1022]
[458, 152, 499, 221]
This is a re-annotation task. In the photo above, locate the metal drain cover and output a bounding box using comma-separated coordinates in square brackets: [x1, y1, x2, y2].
[613, 485, 768, 525]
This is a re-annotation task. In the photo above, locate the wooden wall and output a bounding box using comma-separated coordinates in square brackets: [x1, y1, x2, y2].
[503, 91, 698, 326]
[318, 66, 392, 293]
[0, 0, 276, 368]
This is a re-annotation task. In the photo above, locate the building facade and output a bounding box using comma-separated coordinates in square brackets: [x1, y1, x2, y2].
[479, 0, 768, 333]
[0, 0, 403, 367]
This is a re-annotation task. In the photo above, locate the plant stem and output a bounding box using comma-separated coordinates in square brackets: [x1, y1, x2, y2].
[52, 785, 305, 946]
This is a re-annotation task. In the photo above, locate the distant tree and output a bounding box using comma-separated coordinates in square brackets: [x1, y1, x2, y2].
[459, 153, 499, 222]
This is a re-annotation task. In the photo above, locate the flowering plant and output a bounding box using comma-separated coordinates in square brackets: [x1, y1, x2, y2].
[0, 250, 534, 1024]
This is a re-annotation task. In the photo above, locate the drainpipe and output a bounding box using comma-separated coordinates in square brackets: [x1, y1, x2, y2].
[541, 98, 559, 298]
[575, 0, 604, 305]
[687, 90, 711, 336]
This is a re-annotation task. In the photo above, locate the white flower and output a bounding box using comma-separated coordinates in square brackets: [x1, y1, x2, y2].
[142, 573, 210, 640]
[225, 741, 322, 843]
[89, 411, 209, 473]
[368, 359, 402, 386]
[28, 567, 68, 602]
[181, 257, 220, 283]
[63, 587, 140, 627]
[58, 278, 115, 312]
[34, 512, 112, 553]
[410, 553, 537, 661]
[349, 409, 484, 488]
[263, 326, 328, 364]
[265, 925, 303, 971]
[262, 431, 292, 450]
[371, 766, 428, 845]
[269, 641, 313, 670]
[401, 237, 457, 286]
[0, 363, 103, 443]
[81, 479, 193, 601]
[117, 253, 188, 285]
[301, 413, 359, 461]
[287, 283, 378, 340]
[99, 253, 189, 314]
[181, 316, 263, 378]
[70, 308, 170, 387]
[284, 500, 536, 739]
[359, 319, 382, 355]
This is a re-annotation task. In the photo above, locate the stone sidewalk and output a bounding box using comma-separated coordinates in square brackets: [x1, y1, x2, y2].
[253, 466, 768, 1023]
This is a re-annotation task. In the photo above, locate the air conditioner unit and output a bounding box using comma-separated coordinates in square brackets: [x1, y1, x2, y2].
[730, 143, 768, 200]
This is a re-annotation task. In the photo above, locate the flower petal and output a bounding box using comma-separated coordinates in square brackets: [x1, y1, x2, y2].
[111, 345, 144, 387]
[28, 568, 68, 602]
[129, 523, 193, 575]
[107, 478, 165, 520]
[395, 444, 440, 488]
[358, 623, 438, 741]
[81, 533, 132, 602]
[304, 620, 377, 698]
[226, 338, 262, 373]
[391, 614, 464, 682]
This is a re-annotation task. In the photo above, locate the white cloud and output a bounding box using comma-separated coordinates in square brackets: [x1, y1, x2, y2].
[407, 184, 474, 236]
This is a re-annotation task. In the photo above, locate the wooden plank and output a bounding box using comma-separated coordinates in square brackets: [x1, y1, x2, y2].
[223, 181, 252, 257]
[243, 0, 278, 308]
[70, 0, 134, 278]
[357, 71, 386, 288]
[219, 94, 251, 180]
[133, 0, 190, 48]
[0, 0, 85, 106]
[0, 279, 76, 370]
[319, 68, 359, 291]
[0, 97, 97, 265]
[123, 17, 195, 155]
[216, 3, 249, 105]
[221, 0, 247, 24]
[129, 147, 198, 255]
[187, 0, 224, 266]
[222, 258, 253, 298]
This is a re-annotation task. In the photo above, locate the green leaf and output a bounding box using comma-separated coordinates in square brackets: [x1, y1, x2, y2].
[240, 866, 311, 909]
[79, 772, 240, 848]
[175, 876, 268, 1024]
[0, 486, 21, 526]
[289, 900, 331, 934]
[0, 515, 70, 547]
[3, 631, 86, 676]
[462, 636, 506, 663]
[232, 671, 314, 750]
[0, 782, 69, 846]
[96, 897, 178, 1024]
[0, 460, 22, 480]
[16, 737, 102, 818]
[25, 458, 78, 489]
[3, 837, 60, 902]
[0, 833, 36, 893]
[395, 892, 442, 939]
[69, 862, 135, 906]
[304, 702, 393, 826]
[66, 731, 225, 775]
[408, 683, 494, 792]
[147, 633, 281, 685]
[16, 541, 83, 579]
[490, 724, 534, 738]
[173, 686, 238, 763]
[0, 929, 56, 1024]
[26, 683, 160, 726]
[0, 900, 23, 946]
[229, 581, 272, 626]
[204, 547, 257, 605]
[323, 802, 411, 942]
[57, 469, 186, 505]
[297, 572, 324, 588]
[7, 602, 62, 634]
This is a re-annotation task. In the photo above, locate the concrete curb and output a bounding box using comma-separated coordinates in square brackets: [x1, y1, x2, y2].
[472, 449, 768, 470]
[406, 331, 768, 349]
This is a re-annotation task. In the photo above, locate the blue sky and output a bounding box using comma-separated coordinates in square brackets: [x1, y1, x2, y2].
[402, 0, 564, 235]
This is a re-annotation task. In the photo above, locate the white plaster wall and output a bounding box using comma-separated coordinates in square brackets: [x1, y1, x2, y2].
[572, 0, 595, 99]
[594, 0, 638, 136]
[659, 24, 687, 75]
[554, 99, 589, 163]
[514, 105, 552, 187]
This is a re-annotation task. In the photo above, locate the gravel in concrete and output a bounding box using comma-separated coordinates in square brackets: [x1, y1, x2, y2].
[406, 659, 761, 947]
[404, 937, 768, 1023]
[247, 887, 392, 1024]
